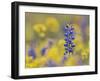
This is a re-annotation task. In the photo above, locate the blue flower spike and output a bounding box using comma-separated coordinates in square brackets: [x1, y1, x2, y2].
[64, 24, 75, 55]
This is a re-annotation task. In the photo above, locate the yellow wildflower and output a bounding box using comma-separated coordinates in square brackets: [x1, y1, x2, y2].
[81, 48, 89, 60]
[45, 17, 59, 32]
[65, 55, 80, 66]
[33, 24, 47, 38]
[38, 56, 48, 67]
[25, 55, 33, 63]
[29, 59, 40, 68]
[46, 46, 61, 64]
[57, 39, 65, 56]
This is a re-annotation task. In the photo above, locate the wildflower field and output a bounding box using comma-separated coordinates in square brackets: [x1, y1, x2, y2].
[25, 12, 89, 68]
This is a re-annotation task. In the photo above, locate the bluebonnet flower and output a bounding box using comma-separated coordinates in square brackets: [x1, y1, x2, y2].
[28, 48, 36, 59]
[41, 47, 47, 56]
[64, 24, 75, 55]
[41, 40, 53, 56]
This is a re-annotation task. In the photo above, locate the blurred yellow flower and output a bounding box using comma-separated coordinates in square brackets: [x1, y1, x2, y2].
[29, 59, 40, 68]
[45, 17, 60, 32]
[65, 56, 77, 66]
[25, 55, 35, 68]
[38, 56, 48, 67]
[39, 32, 45, 38]
[81, 48, 89, 60]
[57, 39, 65, 56]
[25, 55, 33, 63]
[46, 46, 61, 64]
[33, 24, 47, 37]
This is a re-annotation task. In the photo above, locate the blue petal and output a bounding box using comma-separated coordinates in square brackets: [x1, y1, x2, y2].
[68, 40, 72, 44]
[64, 38, 69, 42]
[41, 48, 47, 56]
[71, 36, 75, 40]
[68, 48, 73, 52]
[64, 33, 68, 37]
[71, 43, 75, 47]
[64, 44, 68, 47]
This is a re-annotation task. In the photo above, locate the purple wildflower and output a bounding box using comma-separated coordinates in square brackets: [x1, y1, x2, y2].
[64, 24, 75, 55]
